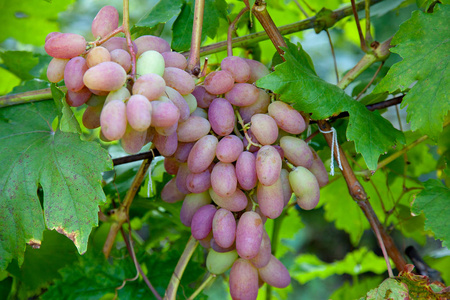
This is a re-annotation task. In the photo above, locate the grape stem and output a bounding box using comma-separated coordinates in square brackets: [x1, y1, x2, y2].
[235, 110, 262, 150]
[227, 6, 250, 57]
[187, 273, 216, 300]
[102, 158, 152, 258]
[351, 0, 368, 52]
[186, 0, 205, 76]
[122, 0, 137, 80]
[164, 236, 199, 300]
[252, 0, 405, 278]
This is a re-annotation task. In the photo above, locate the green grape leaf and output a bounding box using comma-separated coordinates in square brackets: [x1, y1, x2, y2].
[132, 0, 184, 35]
[411, 179, 450, 248]
[8, 79, 50, 95]
[0, 67, 21, 95]
[51, 84, 81, 134]
[373, 4, 450, 139]
[6, 230, 78, 299]
[257, 41, 405, 170]
[0, 51, 39, 81]
[172, 0, 228, 51]
[318, 177, 368, 245]
[0, 101, 112, 270]
[0, 0, 76, 46]
[291, 247, 388, 284]
[43, 250, 137, 300]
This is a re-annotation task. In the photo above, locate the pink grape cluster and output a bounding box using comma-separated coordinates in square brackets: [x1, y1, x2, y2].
[45, 5, 329, 299]
[158, 56, 329, 298]
[45, 6, 197, 153]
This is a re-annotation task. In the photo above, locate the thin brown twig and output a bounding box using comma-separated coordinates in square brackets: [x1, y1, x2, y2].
[351, 0, 367, 51]
[325, 29, 339, 83]
[293, 0, 310, 18]
[365, 0, 373, 43]
[227, 7, 250, 56]
[356, 61, 384, 100]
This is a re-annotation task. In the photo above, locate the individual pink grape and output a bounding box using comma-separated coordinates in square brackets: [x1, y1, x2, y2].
[105, 86, 130, 105]
[199, 232, 213, 249]
[236, 151, 257, 190]
[257, 178, 284, 219]
[172, 142, 194, 163]
[256, 145, 282, 186]
[245, 58, 270, 84]
[110, 49, 132, 73]
[134, 35, 171, 57]
[161, 177, 185, 203]
[100, 100, 127, 140]
[83, 61, 127, 91]
[216, 135, 244, 163]
[225, 83, 259, 107]
[91, 5, 119, 38]
[150, 99, 180, 128]
[308, 148, 329, 187]
[258, 255, 291, 288]
[239, 89, 270, 123]
[86, 46, 111, 68]
[177, 116, 211, 142]
[153, 131, 178, 157]
[191, 204, 217, 240]
[289, 166, 320, 210]
[212, 208, 236, 248]
[280, 136, 314, 168]
[45, 32, 61, 42]
[221, 56, 251, 83]
[250, 114, 278, 145]
[163, 67, 195, 95]
[203, 70, 234, 95]
[192, 86, 215, 108]
[179, 191, 211, 227]
[229, 259, 259, 300]
[164, 157, 179, 175]
[82, 105, 102, 129]
[164, 86, 190, 121]
[121, 125, 147, 154]
[176, 163, 191, 194]
[161, 51, 187, 69]
[47, 58, 69, 83]
[211, 162, 237, 197]
[208, 98, 235, 136]
[268, 101, 306, 134]
[45, 33, 86, 59]
[66, 87, 92, 107]
[249, 230, 271, 268]
[155, 122, 178, 136]
[187, 135, 218, 173]
[280, 169, 293, 206]
[132, 73, 166, 101]
[236, 211, 263, 260]
[209, 188, 248, 212]
[186, 169, 211, 193]
[64, 57, 88, 92]
[126, 94, 152, 131]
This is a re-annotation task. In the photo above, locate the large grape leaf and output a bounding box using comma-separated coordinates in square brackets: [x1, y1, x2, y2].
[0, 101, 112, 270]
[373, 4, 450, 139]
[257, 41, 405, 170]
[0, 0, 75, 45]
[411, 179, 450, 248]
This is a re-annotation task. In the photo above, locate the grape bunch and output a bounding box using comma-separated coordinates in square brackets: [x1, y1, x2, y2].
[159, 57, 330, 298]
[45, 5, 329, 299]
[45, 5, 196, 153]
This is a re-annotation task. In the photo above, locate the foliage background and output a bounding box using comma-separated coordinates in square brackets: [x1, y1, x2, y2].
[0, 0, 448, 299]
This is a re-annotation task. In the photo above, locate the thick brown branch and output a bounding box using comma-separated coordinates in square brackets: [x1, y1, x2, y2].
[186, 0, 205, 76]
